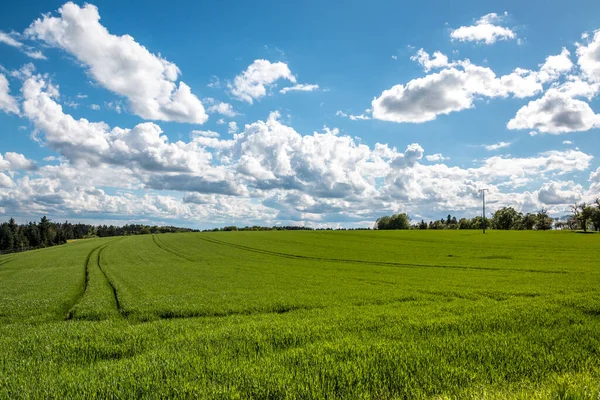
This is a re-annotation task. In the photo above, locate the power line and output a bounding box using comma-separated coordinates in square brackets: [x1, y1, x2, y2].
[479, 189, 489, 234]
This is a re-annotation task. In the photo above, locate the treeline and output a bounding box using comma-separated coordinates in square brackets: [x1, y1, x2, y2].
[376, 204, 600, 231]
[0, 216, 196, 254]
[203, 226, 372, 232]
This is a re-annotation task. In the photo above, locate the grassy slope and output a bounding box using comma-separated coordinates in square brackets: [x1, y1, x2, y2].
[0, 231, 599, 399]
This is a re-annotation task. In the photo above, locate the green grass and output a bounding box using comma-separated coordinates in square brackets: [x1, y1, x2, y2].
[0, 230, 599, 398]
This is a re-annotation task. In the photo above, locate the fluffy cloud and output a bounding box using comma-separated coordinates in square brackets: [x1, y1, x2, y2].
[231, 112, 398, 198]
[21, 75, 239, 194]
[484, 141, 511, 151]
[190, 130, 220, 138]
[229, 59, 296, 103]
[0, 74, 19, 115]
[26, 2, 207, 123]
[507, 89, 600, 134]
[336, 110, 371, 121]
[280, 84, 319, 94]
[425, 153, 447, 162]
[0, 31, 46, 59]
[537, 181, 582, 205]
[207, 101, 237, 117]
[372, 63, 542, 123]
[410, 49, 452, 72]
[577, 29, 600, 82]
[228, 121, 238, 134]
[450, 12, 516, 44]
[538, 48, 573, 82]
[373, 47, 577, 124]
[3, 91, 598, 225]
[0, 152, 36, 171]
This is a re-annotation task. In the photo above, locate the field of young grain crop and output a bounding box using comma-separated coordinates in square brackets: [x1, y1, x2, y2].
[0, 230, 599, 399]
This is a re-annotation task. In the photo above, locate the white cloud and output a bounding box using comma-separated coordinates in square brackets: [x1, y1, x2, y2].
[450, 12, 517, 44]
[0, 31, 22, 48]
[190, 130, 220, 138]
[21, 74, 242, 195]
[0, 173, 14, 188]
[538, 47, 573, 82]
[507, 89, 600, 134]
[26, 2, 207, 124]
[336, 110, 371, 121]
[0, 31, 46, 59]
[90, 104, 100, 110]
[0, 74, 19, 115]
[207, 101, 237, 117]
[410, 49, 452, 72]
[537, 181, 582, 205]
[374, 44, 598, 125]
[280, 84, 319, 94]
[563, 140, 573, 145]
[229, 59, 296, 103]
[425, 153, 447, 162]
[228, 121, 238, 134]
[0, 152, 36, 171]
[484, 141, 511, 151]
[372, 63, 541, 123]
[577, 29, 600, 82]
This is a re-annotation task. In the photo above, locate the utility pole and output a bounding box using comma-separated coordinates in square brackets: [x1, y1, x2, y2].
[479, 189, 488, 234]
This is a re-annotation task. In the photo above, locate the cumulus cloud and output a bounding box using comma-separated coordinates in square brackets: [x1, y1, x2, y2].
[372, 63, 542, 123]
[410, 49, 453, 72]
[450, 12, 517, 44]
[538, 48, 573, 82]
[25, 2, 207, 123]
[280, 83, 319, 94]
[484, 141, 511, 151]
[228, 121, 238, 134]
[206, 101, 237, 117]
[425, 153, 447, 162]
[0, 152, 36, 171]
[21, 74, 239, 194]
[577, 29, 600, 82]
[507, 89, 600, 134]
[0, 74, 19, 115]
[229, 59, 296, 103]
[537, 181, 582, 205]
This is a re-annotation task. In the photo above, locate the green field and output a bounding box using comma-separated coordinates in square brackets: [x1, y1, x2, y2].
[0, 231, 599, 399]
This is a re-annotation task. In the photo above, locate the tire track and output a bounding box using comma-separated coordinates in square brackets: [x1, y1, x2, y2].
[152, 234, 196, 262]
[66, 242, 106, 320]
[0, 256, 18, 267]
[96, 244, 123, 316]
[199, 235, 568, 275]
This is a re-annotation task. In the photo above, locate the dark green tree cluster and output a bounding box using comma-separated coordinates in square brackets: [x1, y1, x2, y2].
[569, 200, 600, 232]
[203, 226, 318, 232]
[375, 213, 411, 230]
[490, 207, 553, 230]
[375, 207, 582, 231]
[0, 216, 196, 253]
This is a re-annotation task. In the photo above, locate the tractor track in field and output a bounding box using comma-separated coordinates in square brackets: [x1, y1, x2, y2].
[0, 256, 18, 267]
[66, 242, 106, 320]
[96, 244, 123, 316]
[66, 239, 123, 320]
[152, 234, 196, 262]
[199, 235, 568, 275]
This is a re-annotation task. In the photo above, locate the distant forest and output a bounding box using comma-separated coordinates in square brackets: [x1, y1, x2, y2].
[376, 203, 600, 232]
[0, 217, 196, 254]
[2, 201, 599, 254]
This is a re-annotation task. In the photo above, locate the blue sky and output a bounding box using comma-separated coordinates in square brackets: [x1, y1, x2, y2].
[1, 1, 599, 228]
